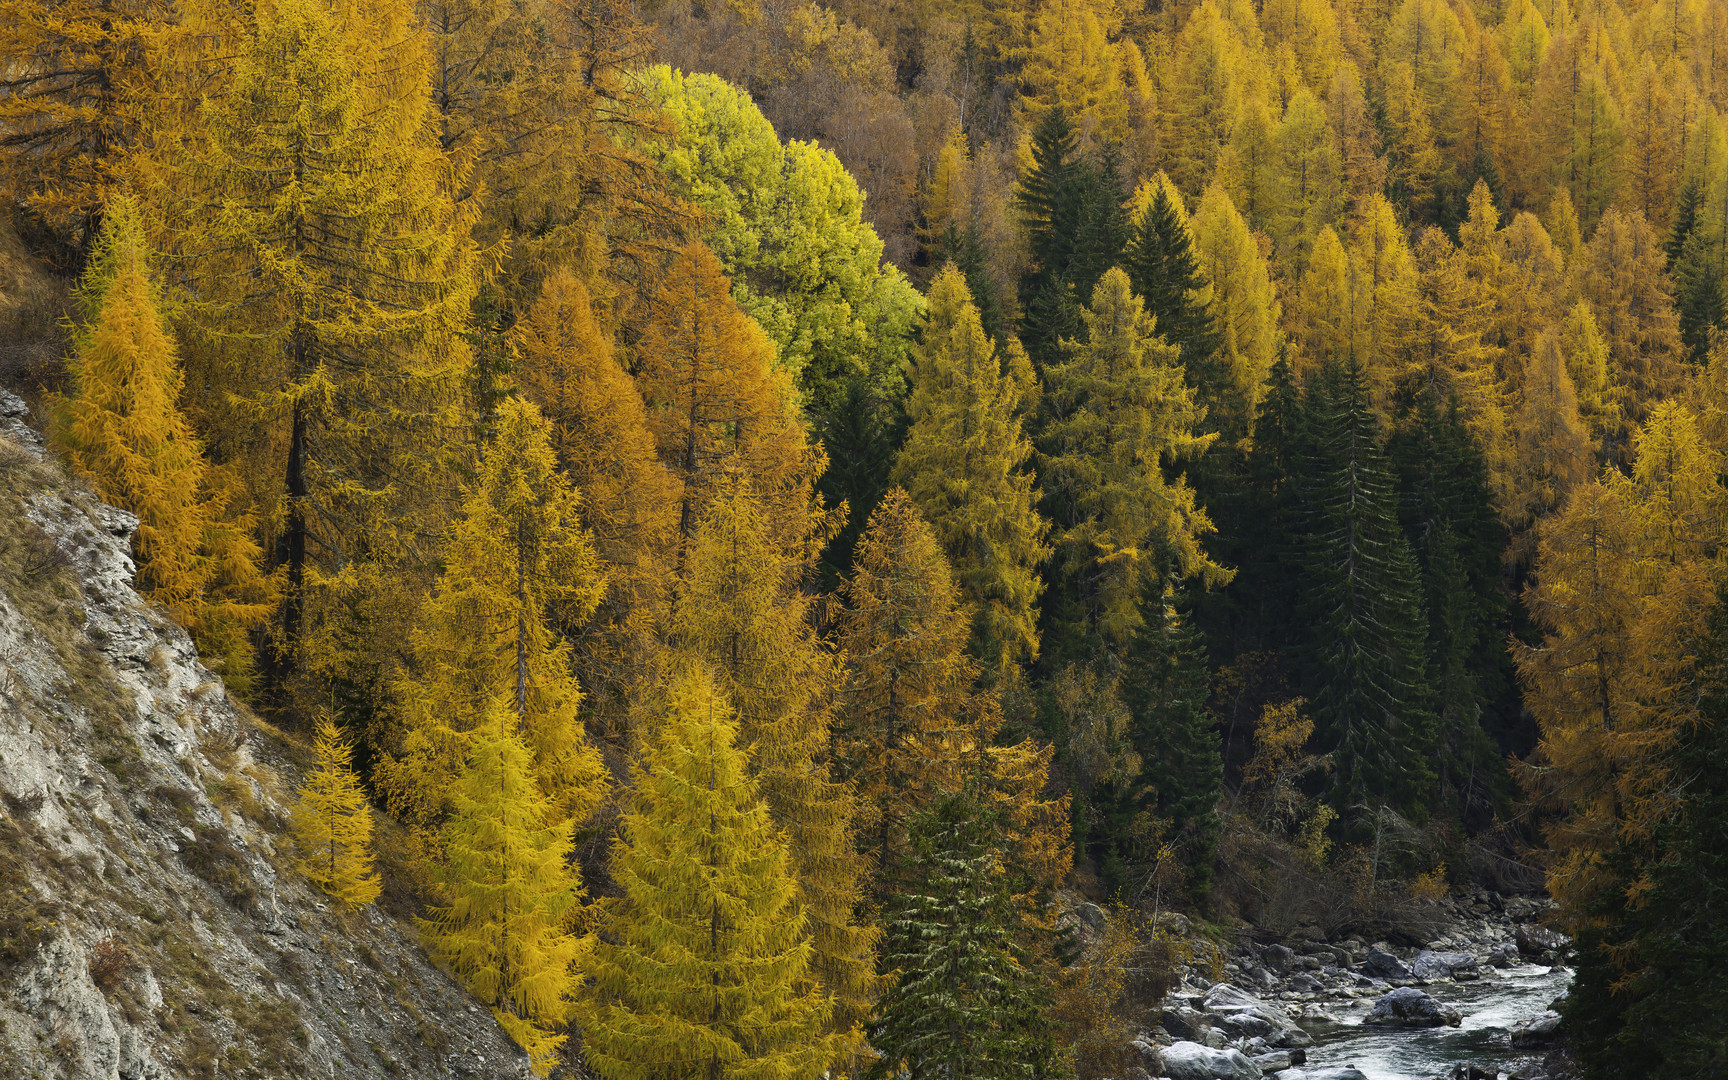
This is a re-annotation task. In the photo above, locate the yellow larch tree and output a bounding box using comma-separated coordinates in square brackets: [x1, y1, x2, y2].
[1495, 211, 1568, 383]
[1190, 183, 1281, 437]
[893, 266, 1051, 676]
[1019, 0, 1130, 145]
[293, 715, 382, 910]
[1347, 193, 1422, 409]
[835, 490, 1070, 894]
[1620, 53, 1685, 234]
[635, 241, 833, 564]
[1453, 10, 1514, 187]
[0, 0, 170, 243]
[1510, 328, 1595, 558]
[380, 397, 608, 833]
[1326, 62, 1390, 210]
[1573, 207, 1685, 445]
[423, 695, 587, 1076]
[1293, 225, 1353, 374]
[1165, 0, 1260, 195]
[513, 268, 680, 729]
[1217, 99, 1279, 232]
[52, 195, 275, 694]
[671, 487, 876, 1048]
[1267, 88, 1345, 270]
[157, 0, 477, 701]
[1556, 300, 1622, 457]
[580, 666, 848, 1080]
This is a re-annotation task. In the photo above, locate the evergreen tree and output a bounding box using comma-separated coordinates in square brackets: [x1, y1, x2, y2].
[53, 196, 275, 694]
[1016, 107, 1130, 369]
[894, 266, 1051, 676]
[380, 397, 608, 832]
[424, 696, 585, 1076]
[1676, 224, 1727, 367]
[292, 715, 382, 910]
[1038, 268, 1224, 668]
[581, 668, 847, 1080]
[1122, 174, 1225, 405]
[1114, 581, 1222, 899]
[866, 791, 1060, 1080]
[1667, 175, 1703, 269]
[1388, 389, 1510, 824]
[673, 488, 876, 1046]
[1294, 361, 1436, 822]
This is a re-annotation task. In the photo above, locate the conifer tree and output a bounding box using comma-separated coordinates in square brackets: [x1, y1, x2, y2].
[513, 268, 679, 724]
[53, 196, 275, 693]
[1574, 209, 1685, 439]
[894, 266, 1050, 675]
[1191, 182, 1282, 437]
[1267, 90, 1344, 268]
[635, 241, 828, 561]
[1511, 329, 1595, 554]
[1556, 300, 1620, 454]
[1115, 583, 1223, 898]
[1038, 268, 1225, 666]
[1294, 361, 1436, 821]
[381, 397, 608, 832]
[1123, 174, 1225, 404]
[293, 715, 382, 910]
[163, 0, 477, 695]
[866, 792, 1060, 1080]
[836, 491, 1071, 895]
[424, 696, 585, 1076]
[581, 668, 846, 1080]
[0, 0, 170, 244]
[672, 488, 876, 1044]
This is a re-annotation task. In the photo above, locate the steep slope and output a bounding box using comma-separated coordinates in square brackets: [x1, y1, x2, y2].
[0, 391, 532, 1079]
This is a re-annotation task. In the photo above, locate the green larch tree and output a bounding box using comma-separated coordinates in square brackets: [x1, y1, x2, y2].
[893, 266, 1051, 676]
[1038, 267, 1225, 667]
[580, 667, 847, 1080]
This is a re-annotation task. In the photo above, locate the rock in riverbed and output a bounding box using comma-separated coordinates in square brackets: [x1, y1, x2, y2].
[1159, 1040, 1262, 1080]
[1364, 986, 1464, 1027]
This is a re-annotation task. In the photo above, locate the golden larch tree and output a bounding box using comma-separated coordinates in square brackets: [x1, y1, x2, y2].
[52, 196, 275, 693]
[381, 397, 608, 832]
[671, 487, 876, 1047]
[580, 666, 847, 1080]
[293, 715, 382, 910]
[423, 696, 587, 1077]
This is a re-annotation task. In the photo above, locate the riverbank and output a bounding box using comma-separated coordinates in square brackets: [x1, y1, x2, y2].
[1109, 890, 1573, 1080]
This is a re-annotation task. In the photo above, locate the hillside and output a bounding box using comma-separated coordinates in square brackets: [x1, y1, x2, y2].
[0, 392, 531, 1080]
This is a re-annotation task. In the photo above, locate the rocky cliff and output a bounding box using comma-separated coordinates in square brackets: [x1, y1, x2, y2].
[0, 392, 533, 1080]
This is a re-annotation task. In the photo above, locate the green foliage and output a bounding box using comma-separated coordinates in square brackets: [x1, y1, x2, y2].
[866, 791, 1060, 1080]
[1293, 362, 1436, 823]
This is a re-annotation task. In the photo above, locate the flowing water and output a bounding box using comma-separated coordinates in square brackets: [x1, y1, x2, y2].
[1294, 964, 1572, 1079]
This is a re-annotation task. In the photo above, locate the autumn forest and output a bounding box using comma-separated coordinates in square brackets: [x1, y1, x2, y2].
[2, 0, 1726, 1073]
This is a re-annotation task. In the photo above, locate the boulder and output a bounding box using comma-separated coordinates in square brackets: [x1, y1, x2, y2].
[1516, 923, 1568, 957]
[1363, 986, 1463, 1028]
[1280, 1069, 1370, 1080]
[1251, 1051, 1294, 1073]
[1411, 950, 1477, 981]
[1264, 943, 1296, 971]
[1159, 1041, 1262, 1080]
[1512, 1009, 1563, 1047]
[1204, 984, 1314, 1048]
[1289, 973, 1323, 993]
[1362, 946, 1414, 981]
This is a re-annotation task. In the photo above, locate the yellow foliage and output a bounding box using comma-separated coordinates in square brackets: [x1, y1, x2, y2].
[293, 715, 382, 910]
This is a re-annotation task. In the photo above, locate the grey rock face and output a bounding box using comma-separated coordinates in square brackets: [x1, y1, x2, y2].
[1511, 1009, 1563, 1046]
[0, 415, 533, 1078]
[1516, 923, 1569, 957]
[1364, 986, 1464, 1027]
[1362, 946, 1415, 981]
[1204, 983, 1314, 1048]
[1280, 1069, 1371, 1080]
[1411, 949, 1477, 980]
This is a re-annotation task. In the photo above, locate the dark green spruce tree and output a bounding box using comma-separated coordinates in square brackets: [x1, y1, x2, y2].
[1565, 580, 1728, 1080]
[1675, 223, 1727, 366]
[1666, 176, 1702, 269]
[867, 791, 1060, 1080]
[1293, 361, 1436, 824]
[1388, 389, 1512, 825]
[1122, 179, 1226, 416]
[1114, 576, 1223, 901]
[1016, 107, 1129, 370]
